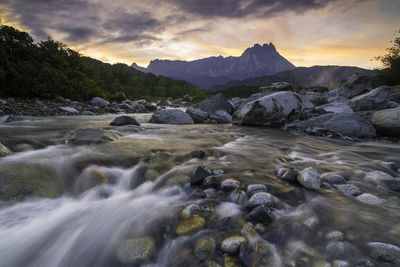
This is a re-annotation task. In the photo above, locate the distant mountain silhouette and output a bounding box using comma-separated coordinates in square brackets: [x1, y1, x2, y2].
[131, 43, 295, 89]
[211, 65, 376, 92]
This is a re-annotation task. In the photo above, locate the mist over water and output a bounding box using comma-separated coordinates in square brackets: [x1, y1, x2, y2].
[0, 114, 399, 266]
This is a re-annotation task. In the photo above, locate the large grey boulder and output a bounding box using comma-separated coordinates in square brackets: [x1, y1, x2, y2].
[149, 109, 194, 125]
[195, 93, 232, 114]
[67, 128, 121, 145]
[233, 91, 314, 126]
[90, 97, 109, 107]
[230, 97, 244, 110]
[336, 73, 373, 98]
[283, 113, 376, 138]
[209, 110, 232, 123]
[347, 86, 392, 111]
[301, 91, 329, 106]
[371, 107, 400, 136]
[186, 108, 208, 123]
[316, 102, 353, 113]
[110, 116, 140, 126]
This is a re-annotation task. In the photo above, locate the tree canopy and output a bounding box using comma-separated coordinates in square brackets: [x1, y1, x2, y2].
[374, 30, 400, 86]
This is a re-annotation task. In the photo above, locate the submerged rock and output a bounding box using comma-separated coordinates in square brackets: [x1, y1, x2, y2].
[335, 184, 362, 196]
[176, 215, 206, 235]
[181, 203, 201, 218]
[246, 184, 268, 196]
[371, 107, 400, 136]
[297, 167, 321, 190]
[0, 142, 12, 157]
[194, 238, 215, 261]
[326, 231, 344, 241]
[73, 168, 109, 195]
[149, 109, 194, 125]
[110, 115, 140, 126]
[247, 205, 273, 223]
[190, 166, 211, 185]
[221, 236, 247, 255]
[321, 172, 346, 185]
[221, 179, 240, 191]
[356, 193, 383, 205]
[115, 237, 155, 264]
[67, 128, 121, 145]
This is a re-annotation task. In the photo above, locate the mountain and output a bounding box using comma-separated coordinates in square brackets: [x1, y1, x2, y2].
[131, 43, 295, 89]
[212, 65, 376, 92]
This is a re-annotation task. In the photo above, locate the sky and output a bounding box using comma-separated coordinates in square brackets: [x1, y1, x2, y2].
[0, 0, 399, 69]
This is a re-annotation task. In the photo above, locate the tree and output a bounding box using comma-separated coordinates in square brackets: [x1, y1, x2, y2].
[374, 30, 400, 86]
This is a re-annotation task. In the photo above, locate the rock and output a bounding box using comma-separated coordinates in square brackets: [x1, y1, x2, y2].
[149, 109, 194, 125]
[279, 168, 299, 182]
[203, 176, 221, 189]
[195, 93, 232, 114]
[356, 193, 383, 205]
[209, 110, 232, 123]
[181, 204, 201, 218]
[224, 255, 240, 267]
[247, 205, 273, 223]
[368, 242, 400, 264]
[194, 238, 215, 261]
[316, 102, 353, 113]
[60, 106, 79, 114]
[381, 179, 400, 191]
[368, 242, 400, 256]
[73, 169, 109, 195]
[186, 108, 208, 123]
[297, 167, 321, 190]
[230, 97, 244, 110]
[284, 113, 376, 138]
[176, 215, 206, 235]
[0, 142, 12, 157]
[221, 179, 240, 191]
[247, 192, 274, 208]
[216, 217, 231, 231]
[115, 237, 155, 264]
[0, 115, 20, 123]
[67, 128, 121, 145]
[321, 173, 346, 184]
[0, 163, 63, 201]
[347, 86, 392, 111]
[82, 111, 95, 115]
[156, 99, 172, 106]
[302, 91, 329, 106]
[90, 97, 109, 107]
[212, 169, 224, 175]
[239, 243, 271, 267]
[246, 184, 267, 196]
[371, 107, 400, 136]
[303, 216, 319, 231]
[326, 231, 344, 241]
[332, 260, 350, 267]
[260, 82, 293, 92]
[221, 236, 247, 255]
[190, 166, 211, 185]
[112, 125, 144, 133]
[230, 189, 248, 205]
[336, 73, 373, 99]
[354, 259, 375, 267]
[335, 184, 362, 196]
[240, 222, 258, 238]
[110, 115, 140, 126]
[233, 91, 313, 126]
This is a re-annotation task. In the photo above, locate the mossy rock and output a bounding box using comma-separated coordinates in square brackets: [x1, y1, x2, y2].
[0, 163, 63, 201]
[176, 215, 206, 235]
[166, 175, 190, 186]
[73, 168, 108, 195]
[115, 237, 155, 264]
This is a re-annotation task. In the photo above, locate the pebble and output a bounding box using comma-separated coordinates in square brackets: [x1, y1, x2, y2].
[221, 179, 240, 191]
[190, 167, 211, 185]
[247, 192, 274, 208]
[356, 193, 384, 205]
[321, 172, 346, 184]
[297, 167, 321, 190]
[280, 168, 299, 182]
[335, 184, 362, 196]
[221, 236, 247, 255]
[325, 231, 344, 241]
[247, 205, 273, 224]
[246, 184, 267, 196]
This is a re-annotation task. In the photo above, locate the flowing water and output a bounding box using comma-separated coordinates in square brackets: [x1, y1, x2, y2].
[0, 114, 399, 266]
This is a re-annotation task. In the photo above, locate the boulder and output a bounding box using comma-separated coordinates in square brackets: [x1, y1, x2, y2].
[230, 98, 244, 110]
[302, 91, 329, 106]
[186, 108, 208, 123]
[90, 97, 109, 107]
[156, 100, 172, 106]
[371, 107, 400, 136]
[195, 93, 232, 114]
[115, 237, 155, 264]
[283, 113, 376, 138]
[316, 102, 353, 113]
[209, 110, 232, 123]
[149, 109, 194, 125]
[233, 91, 313, 127]
[110, 116, 140, 126]
[347, 86, 392, 111]
[67, 128, 121, 145]
[297, 167, 321, 190]
[260, 82, 293, 92]
[336, 73, 373, 99]
[0, 142, 12, 157]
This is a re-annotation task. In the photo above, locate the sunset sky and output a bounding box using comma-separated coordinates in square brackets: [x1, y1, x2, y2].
[1, 0, 399, 69]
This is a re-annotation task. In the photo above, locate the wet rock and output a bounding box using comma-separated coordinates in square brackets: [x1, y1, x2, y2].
[381, 179, 400, 191]
[156, 99, 172, 106]
[303, 216, 319, 231]
[195, 150, 206, 159]
[239, 243, 271, 267]
[313, 261, 332, 267]
[166, 175, 189, 186]
[186, 108, 208, 123]
[325, 241, 356, 259]
[209, 110, 232, 123]
[247, 192, 274, 208]
[67, 128, 121, 145]
[332, 260, 350, 267]
[348, 86, 392, 111]
[190, 190, 207, 199]
[230, 189, 248, 205]
[212, 169, 224, 175]
[73, 168, 108, 195]
[321, 173, 346, 185]
[195, 93, 232, 114]
[379, 162, 398, 173]
[224, 255, 240, 267]
[240, 222, 258, 238]
[149, 109, 194, 125]
[216, 217, 231, 231]
[110, 115, 140, 126]
[368, 242, 400, 264]
[325, 231, 344, 241]
[297, 167, 321, 190]
[354, 259, 375, 267]
[190, 166, 211, 185]
[247, 184, 268, 196]
[0, 142, 12, 157]
[204, 176, 221, 189]
[254, 223, 267, 234]
[247, 205, 273, 224]
[233, 91, 313, 126]
[176, 215, 206, 235]
[115, 237, 155, 264]
[316, 102, 353, 113]
[181, 203, 201, 218]
[60, 106, 79, 114]
[221, 179, 240, 191]
[280, 168, 299, 182]
[336, 73, 373, 99]
[221, 236, 247, 255]
[90, 97, 109, 107]
[335, 184, 362, 196]
[356, 193, 383, 205]
[208, 261, 222, 267]
[194, 238, 215, 261]
[371, 107, 400, 136]
[283, 113, 376, 138]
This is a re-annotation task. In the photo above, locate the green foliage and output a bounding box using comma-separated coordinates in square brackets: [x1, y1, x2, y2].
[0, 25, 207, 101]
[217, 85, 261, 99]
[374, 30, 400, 86]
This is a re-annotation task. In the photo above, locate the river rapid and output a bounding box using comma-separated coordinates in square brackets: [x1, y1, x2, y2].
[0, 113, 399, 267]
